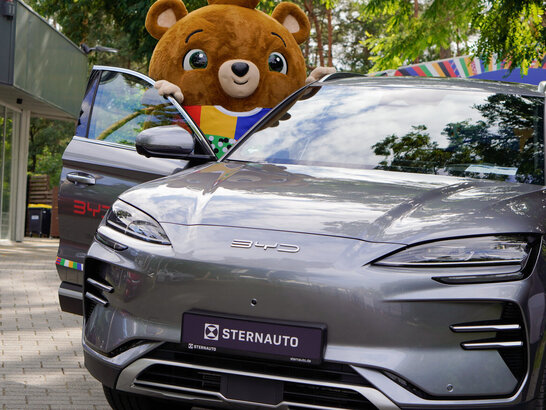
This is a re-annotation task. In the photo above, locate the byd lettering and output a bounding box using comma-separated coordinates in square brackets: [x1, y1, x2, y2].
[231, 239, 300, 253]
[221, 328, 299, 347]
[73, 200, 110, 218]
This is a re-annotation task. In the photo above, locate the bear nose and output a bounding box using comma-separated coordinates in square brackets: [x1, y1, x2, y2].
[232, 62, 250, 77]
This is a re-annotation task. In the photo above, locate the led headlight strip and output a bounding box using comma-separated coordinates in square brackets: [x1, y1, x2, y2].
[105, 200, 171, 245]
[374, 235, 540, 284]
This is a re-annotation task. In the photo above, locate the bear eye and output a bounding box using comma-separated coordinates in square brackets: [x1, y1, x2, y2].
[183, 49, 208, 70]
[268, 52, 287, 74]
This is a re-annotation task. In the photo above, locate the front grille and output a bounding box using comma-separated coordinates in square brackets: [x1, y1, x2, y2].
[148, 343, 370, 386]
[137, 343, 377, 409]
[284, 382, 376, 408]
[136, 364, 221, 392]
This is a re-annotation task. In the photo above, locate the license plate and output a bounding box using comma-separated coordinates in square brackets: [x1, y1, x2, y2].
[181, 311, 326, 364]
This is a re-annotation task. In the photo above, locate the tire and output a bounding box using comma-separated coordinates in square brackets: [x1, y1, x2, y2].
[103, 385, 193, 410]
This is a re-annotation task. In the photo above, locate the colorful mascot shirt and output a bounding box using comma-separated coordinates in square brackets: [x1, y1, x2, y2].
[184, 105, 270, 158]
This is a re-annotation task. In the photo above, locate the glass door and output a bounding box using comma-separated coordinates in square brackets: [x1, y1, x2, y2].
[0, 106, 13, 239]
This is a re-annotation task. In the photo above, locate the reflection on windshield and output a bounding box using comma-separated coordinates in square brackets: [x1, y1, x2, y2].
[230, 85, 544, 185]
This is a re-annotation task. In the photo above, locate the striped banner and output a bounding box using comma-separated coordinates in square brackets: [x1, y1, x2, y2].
[374, 54, 514, 79]
[56, 256, 84, 271]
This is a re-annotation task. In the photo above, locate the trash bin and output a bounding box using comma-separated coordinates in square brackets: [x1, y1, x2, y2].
[27, 204, 52, 237]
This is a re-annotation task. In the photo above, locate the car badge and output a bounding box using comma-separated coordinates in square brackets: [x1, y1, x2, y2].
[231, 239, 300, 253]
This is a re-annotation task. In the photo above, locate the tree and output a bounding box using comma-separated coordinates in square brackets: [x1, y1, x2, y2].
[362, 0, 545, 74]
[474, 0, 545, 74]
[333, 0, 386, 73]
[372, 94, 544, 184]
[372, 125, 451, 174]
[28, 119, 74, 187]
[362, 0, 479, 71]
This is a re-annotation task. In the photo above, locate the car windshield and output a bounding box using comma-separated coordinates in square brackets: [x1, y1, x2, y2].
[229, 84, 545, 185]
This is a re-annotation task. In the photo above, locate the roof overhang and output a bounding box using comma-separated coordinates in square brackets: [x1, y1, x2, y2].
[0, 0, 87, 120]
[0, 83, 77, 121]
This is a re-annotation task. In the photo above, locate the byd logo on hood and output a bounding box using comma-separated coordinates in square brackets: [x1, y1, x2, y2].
[231, 239, 300, 253]
[203, 323, 299, 347]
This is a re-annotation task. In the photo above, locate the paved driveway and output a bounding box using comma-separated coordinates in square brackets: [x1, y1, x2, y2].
[0, 238, 109, 409]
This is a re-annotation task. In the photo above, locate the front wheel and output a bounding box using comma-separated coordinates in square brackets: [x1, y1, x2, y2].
[103, 385, 193, 410]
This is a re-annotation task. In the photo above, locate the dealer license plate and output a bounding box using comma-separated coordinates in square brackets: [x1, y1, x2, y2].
[181, 311, 326, 364]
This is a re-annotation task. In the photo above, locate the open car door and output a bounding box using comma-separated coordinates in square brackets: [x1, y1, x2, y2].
[57, 66, 215, 314]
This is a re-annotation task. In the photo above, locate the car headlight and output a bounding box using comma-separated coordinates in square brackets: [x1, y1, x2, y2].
[105, 200, 170, 245]
[374, 235, 538, 284]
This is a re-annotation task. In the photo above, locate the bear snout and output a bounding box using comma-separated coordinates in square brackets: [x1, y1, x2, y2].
[219, 60, 260, 99]
[232, 62, 250, 77]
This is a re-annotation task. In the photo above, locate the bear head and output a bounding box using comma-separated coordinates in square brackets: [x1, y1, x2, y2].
[146, 0, 311, 112]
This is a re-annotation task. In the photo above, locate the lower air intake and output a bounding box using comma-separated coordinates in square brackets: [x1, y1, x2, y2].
[451, 302, 527, 385]
[133, 344, 379, 409]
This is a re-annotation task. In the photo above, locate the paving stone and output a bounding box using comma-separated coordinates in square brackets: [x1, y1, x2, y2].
[0, 239, 110, 409]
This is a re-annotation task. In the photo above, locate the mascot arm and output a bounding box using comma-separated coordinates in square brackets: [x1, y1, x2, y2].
[154, 80, 185, 104]
[306, 66, 336, 84]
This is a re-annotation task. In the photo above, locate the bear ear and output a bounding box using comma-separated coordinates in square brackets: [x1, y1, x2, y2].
[146, 0, 188, 40]
[271, 2, 310, 45]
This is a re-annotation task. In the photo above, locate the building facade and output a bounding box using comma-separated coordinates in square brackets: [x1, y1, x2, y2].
[0, 0, 87, 241]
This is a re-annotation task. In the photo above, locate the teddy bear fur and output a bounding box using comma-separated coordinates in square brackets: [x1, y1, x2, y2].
[145, 0, 312, 112]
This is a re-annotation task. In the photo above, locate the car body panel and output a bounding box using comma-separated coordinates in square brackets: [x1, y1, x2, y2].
[119, 162, 545, 245]
[84, 223, 546, 399]
[57, 137, 186, 284]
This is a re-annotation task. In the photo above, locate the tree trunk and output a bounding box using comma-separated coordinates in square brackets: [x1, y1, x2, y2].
[304, 0, 324, 67]
[439, 47, 451, 59]
[413, 0, 419, 64]
[327, 7, 333, 67]
[81, 16, 89, 44]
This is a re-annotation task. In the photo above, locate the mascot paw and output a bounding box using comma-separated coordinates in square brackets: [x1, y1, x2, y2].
[305, 66, 336, 84]
[154, 80, 185, 104]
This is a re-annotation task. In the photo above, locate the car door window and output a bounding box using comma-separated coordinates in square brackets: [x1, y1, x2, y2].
[87, 70, 195, 146]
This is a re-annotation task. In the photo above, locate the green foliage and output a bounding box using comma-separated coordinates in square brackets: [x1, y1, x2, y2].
[363, 0, 479, 72]
[373, 125, 451, 173]
[372, 94, 544, 184]
[333, 0, 381, 73]
[474, 0, 545, 74]
[257, 0, 280, 14]
[0, 115, 12, 214]
[27, 0, 156, 71]
[28, 118, 73, 187]
[363, 0, 545, 74]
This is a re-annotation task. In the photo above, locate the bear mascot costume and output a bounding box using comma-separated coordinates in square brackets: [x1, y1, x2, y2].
[145, 0, 334, 157]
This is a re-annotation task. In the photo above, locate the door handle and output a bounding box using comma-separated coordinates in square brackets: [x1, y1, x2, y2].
[67, 172, 96, 185]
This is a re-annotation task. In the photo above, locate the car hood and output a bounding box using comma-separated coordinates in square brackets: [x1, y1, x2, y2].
[120, 162, 545, 244]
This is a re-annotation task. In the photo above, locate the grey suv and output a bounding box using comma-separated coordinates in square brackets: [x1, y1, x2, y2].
[58, 68, 546, 409]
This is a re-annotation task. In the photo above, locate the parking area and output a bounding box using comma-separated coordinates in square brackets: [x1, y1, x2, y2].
[0, 238, 110, 409]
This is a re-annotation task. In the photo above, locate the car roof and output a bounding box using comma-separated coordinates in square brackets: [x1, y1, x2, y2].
[316, 74, 544, 97]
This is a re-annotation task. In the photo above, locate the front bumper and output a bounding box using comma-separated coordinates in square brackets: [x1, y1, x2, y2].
[81, 224, 546, 408]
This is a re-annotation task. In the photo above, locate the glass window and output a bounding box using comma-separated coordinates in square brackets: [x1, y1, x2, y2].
[0, 106, 14, 239]
[230, 85, 545, 185]
[87, 71, 195, 146]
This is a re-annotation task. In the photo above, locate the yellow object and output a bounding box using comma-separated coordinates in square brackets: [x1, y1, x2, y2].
[28, 204, 52, 209]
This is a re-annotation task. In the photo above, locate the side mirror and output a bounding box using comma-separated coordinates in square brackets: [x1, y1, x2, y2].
[136, 126, 196, 159]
